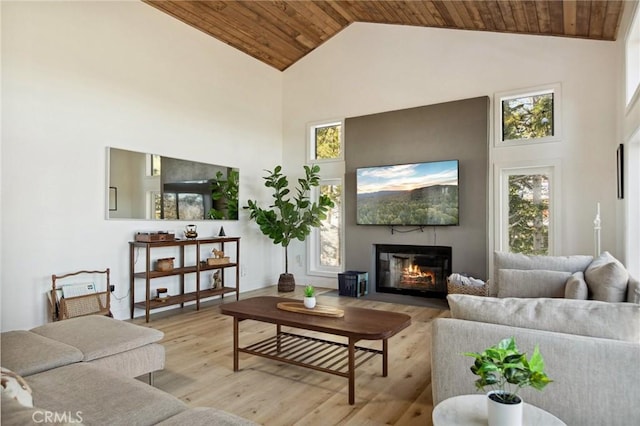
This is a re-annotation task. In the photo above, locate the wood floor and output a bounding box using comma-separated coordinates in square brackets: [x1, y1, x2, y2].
[131, 286, 450, 425]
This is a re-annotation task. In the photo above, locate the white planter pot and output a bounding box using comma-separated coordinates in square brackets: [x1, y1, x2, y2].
[303, 296, 316, 309]
[487, 391, 523, 426]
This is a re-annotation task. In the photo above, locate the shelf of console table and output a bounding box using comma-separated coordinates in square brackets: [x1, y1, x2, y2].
[134, 286, 238, 310]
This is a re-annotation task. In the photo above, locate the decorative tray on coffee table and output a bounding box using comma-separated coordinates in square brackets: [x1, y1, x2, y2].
[277, 302, 344, 318]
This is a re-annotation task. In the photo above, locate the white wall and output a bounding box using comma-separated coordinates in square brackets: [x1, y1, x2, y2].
[1, 1, 284, 330]
[282, 23, 620, 286]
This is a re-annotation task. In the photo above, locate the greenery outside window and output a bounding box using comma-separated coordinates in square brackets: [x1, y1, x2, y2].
[495, 84, 562, 146]
[497, 164, 559, 256]
[308, 120, 343, 161]
[150, 192, 205, 220]
[308, 180, 343, 276]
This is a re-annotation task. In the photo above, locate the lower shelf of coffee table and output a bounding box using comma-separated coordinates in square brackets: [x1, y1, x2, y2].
[134, 286, 236, 309]
[240, 332, 380, 377]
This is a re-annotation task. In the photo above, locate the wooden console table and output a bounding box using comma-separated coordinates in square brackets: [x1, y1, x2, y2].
[220, 296, 411, 405]
[130, 237, 240, 322]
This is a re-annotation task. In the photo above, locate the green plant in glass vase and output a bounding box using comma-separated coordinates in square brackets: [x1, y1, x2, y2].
[245, 165, 334, 291]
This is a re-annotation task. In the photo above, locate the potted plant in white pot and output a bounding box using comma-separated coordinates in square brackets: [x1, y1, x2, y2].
[464, 337, 553, 426]
[245, 165, 334, 292]
[303, 285, 316, 309]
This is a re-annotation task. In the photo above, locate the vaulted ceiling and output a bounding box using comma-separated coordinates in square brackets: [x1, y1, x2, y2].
[144, 1, 625, 71]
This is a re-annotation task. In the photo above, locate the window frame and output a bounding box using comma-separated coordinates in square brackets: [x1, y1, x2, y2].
[307, 119, 344, 163]
[626, 3, 640, 110]
[494, 83, 562, 147]
[307, 178, 344, 277]
[494, 161, 561, 256]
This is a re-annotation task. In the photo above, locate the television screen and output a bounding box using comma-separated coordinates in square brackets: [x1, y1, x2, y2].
[356, 160, 459, 226]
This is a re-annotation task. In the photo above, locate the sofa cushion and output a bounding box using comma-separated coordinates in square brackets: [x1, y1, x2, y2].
[492, 251, 593, 297]
[628, 276, 640, 304]
[565, 271, 589, 300]
[0, 331, 83, 376]
[497, 269, 571, 298]
[30, 315, 164, 361]
[584, 251, 629, 302]
[1, 367, 33, 407]
[448, 294, 640, 342]
[27, 363, 185, 425]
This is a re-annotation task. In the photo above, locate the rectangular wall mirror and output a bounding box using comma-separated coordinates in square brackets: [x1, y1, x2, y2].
[107, 147, 239, 221]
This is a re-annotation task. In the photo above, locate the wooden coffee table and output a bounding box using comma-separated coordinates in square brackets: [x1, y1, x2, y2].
[220, 296, 412, 404]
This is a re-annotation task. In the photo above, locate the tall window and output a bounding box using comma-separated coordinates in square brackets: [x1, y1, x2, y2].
[626, 5, 640, 107]
[309, 180, 343, 275]
[498, 165, 558, 255]
[309, 121, 343, 161]
[495, 84, 561, 146]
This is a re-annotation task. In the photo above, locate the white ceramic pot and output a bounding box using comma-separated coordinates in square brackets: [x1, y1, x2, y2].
[487, 391, 523, 426]
[303, 296, 316, 309]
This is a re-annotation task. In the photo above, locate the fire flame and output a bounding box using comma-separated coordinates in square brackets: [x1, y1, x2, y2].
[403, 264, 435, 282]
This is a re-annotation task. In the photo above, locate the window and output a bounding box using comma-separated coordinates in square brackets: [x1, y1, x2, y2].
[308, 121, 343, 161]
[496, 164, 559, 255]
[626, 4, 640, 107]
[308, 179, 343, 276]
[147, 154, 161, 177]
[151, 192, 205, 220]
[495, 84, 561, 146]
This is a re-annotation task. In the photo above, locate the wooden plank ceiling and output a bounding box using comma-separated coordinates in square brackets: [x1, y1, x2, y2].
[144, 1, 625, 71]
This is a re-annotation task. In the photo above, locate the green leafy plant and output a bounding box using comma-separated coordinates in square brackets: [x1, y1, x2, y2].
[244, 165, 334, 274]
[464, 337, 552, 404]
[209, 170, 239, 220]
[303, 285, 315, 298]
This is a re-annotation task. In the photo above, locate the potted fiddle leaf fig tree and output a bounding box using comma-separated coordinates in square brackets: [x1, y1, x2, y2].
[245, 165, 334, 292]
[464, 337, 552, 426]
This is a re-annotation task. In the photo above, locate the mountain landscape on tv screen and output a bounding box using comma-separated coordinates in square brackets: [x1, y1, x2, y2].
[357, 184, 458, 226]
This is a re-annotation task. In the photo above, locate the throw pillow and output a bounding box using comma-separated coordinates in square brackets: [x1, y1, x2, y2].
[565, 271, 589, 300]
[497, 269, 571, 298]
[1, 367, 33, 407]
[584, 251, 629, 302]
[447, 294, 640, 343]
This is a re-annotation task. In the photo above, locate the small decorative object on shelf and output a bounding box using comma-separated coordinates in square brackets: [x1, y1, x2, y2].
[303, 285, 316, 309]
[208, 248, 230, 265]
[464, 337, 553, 426]
[156, 287, 168, 300]
[211, 271, 221, 289]
[218, 226, 226, 236]
[135, 231, 175, 242]
[155, 257, 174, 272]
[184, 224, 198, 239]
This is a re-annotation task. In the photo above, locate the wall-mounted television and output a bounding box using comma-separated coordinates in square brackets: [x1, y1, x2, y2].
[356, 160, 459, 226]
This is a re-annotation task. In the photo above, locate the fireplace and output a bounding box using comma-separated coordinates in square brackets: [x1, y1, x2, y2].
[375, 244, 452, 298]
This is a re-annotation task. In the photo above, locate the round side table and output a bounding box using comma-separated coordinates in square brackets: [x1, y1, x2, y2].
[432, 394, 566, 426]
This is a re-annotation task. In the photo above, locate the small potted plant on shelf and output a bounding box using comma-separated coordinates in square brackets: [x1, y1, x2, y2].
[303, 285, 316, 309]
[464, 337, 552, 426]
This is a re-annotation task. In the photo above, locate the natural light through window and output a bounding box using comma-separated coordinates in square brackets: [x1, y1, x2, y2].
[626, 5, 640, 106]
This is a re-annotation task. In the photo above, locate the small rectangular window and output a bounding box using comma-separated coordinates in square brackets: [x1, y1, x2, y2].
[495, 84, 561, 146]
[309, 121, 343, 161]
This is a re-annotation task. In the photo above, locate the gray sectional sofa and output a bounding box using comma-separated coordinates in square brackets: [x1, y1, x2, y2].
[1, 315, 255, 426]
[432, 295, 640, 426]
